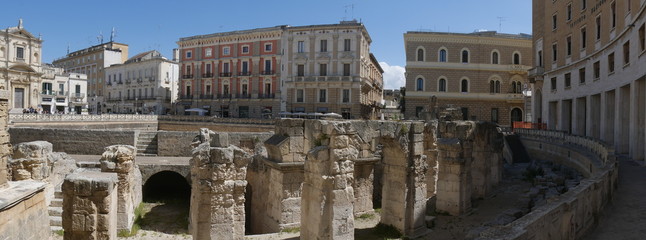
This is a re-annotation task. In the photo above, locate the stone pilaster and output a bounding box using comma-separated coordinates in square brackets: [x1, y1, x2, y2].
[190, 143, 250, 240]
[0, 90, 9, 188]
[62, 172, 119, 240]
[100, 145, 142, 231]
[301, 123, 357, 239]
[436, 138, 473, 216]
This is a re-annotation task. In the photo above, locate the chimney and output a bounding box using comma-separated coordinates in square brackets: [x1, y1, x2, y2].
[172, 48, 179, 62]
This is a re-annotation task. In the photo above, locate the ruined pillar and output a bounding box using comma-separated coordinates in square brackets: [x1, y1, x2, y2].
[301, 121, 357, 239]
[380, 122, 429, 237]
[0, 90, 9, 188]
[190, 142, 250, 240]
[62, 172, 118, 240]
[9, 141, 53, 181]
[436, 138, 473, 216]
[100, 145, 142, 231]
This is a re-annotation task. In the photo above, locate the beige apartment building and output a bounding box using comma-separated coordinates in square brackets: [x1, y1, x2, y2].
[177, 20, 384, 119]
[0, 19, 44, 112]
[529, 0, 646, 160]
[404, 31, 532, 126]
[52, 41, 128, 114]
[283, 21, 383, 119]
[177, 26, 283, 118]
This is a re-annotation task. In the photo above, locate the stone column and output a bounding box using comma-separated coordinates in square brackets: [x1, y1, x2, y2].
[190, 143, 250, 240]
[0, 90, 9, 188]
[436, 138, 473, 216]
[301, 125, 357, 239]
[100, 145, 142, 231]
[62, 172, 118, 240]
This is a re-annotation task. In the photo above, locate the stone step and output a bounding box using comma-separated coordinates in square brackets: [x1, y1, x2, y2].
[48, 207, 63, 217]
[54, 191, 63, 199]
[137, 153, 157, 157]
[51, 199, 63, 208]
[50, 216, 62, 227]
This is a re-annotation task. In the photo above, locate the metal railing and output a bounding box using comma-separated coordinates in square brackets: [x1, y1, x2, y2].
[261, 70, 274, 75]
[158, 115, 274, 125]
[9, 114, 158, 122]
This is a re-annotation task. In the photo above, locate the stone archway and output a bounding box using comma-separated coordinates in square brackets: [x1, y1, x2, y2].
[511, 108, 523, 123]
[143, 170, 191, 201]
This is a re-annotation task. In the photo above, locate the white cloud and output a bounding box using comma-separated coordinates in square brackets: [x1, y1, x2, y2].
[379, 62, 406, 90]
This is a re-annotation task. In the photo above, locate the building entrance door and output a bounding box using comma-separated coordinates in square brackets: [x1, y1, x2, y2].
[14, 88, 24, 108]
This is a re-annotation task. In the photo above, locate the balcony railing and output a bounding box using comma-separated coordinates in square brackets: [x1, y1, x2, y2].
[72, 93, 85, 98]
[238, 71, 251, 76]
[180, 95, 193, 99]
[236, 94, 251, 99]
[41, 90, 55, 96]
[56, 91, 67, 97]
[182, 74, 194, 79]
[258, 93, 275, 99]
[261, 70, 275, 75]
[219, 72, 232, 77]
[202, 73, 214, 78]
[200, 94, 213, 99]
[217, 94, 231, 99]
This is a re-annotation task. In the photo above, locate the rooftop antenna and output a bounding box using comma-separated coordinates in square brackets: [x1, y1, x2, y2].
[97, 31, 103, 44]
[110, 27, 116, 42]
[497, 17, 507, 32]
[67, 43, 70, 55]
[344, 4, 355, 21]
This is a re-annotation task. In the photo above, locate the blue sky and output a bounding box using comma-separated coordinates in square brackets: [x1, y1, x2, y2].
[1, 0, 531, 89]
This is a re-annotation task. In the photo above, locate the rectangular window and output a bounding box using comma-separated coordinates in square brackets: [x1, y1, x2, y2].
[344, 39, 351, 51]
[565, 73, 571, 88]
[206, 63, 211, 74]
[581, 27, 587, 49]
[242, 61, 249, 74]
[552, 14, 558, 30]
[582, 0, 586, 10]
[223, 47, 230, 55]
[296, 89, 304, 102]
[320, 64, 327, 76]
[608, 52, 615, 73]
[551, 77, 557, 91]
[186, 65, 192, 75]
[242, 46, 249, 54]
[596, 16, 601, 40]
[223, 63, 229, 73]
[265, 59, 271, 73]
[342, 89, 350, 103]
[16, 47, 24, 59]
[319, 89, 327, 103]
[297, 41, 305, 53]
[594, 61, 600, 79]
[491, 108, 499, 123]
[297, 64, 304, 76]
[343, 64, 350, 76]
[265, 43, 272, 52]
[205, 48, 212, 57]
[552, 43, 558, 62]
[624, 41, 630, 65]
[611, 2, 616, 28]
[579, 68, 586, 84]
[186, 50, 192, 59]
[566, 36, 572, 56]
[567, 3, 572, 21]
[320, 39, 327, 52]
[640, 24, 646, 52]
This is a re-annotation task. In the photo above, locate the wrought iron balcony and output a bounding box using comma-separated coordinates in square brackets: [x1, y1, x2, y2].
[180, 95, 193, 99]
[200, 94, 213, 99]
[238, 71, 251, 76]
[219, 72, 232, 77]
[236, 94, 251, 99]
[182, 74, 194, 79]
[261, 70, 274, 75]
[258, 93, 275, 99]
[202, 73, 214, 78]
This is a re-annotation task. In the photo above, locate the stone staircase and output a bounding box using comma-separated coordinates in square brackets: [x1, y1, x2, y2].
[49, 185, 64, 231]
[136, 131, 158, 156]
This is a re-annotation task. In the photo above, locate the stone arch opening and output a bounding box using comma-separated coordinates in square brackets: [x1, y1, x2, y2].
[143, 171, 191, 202]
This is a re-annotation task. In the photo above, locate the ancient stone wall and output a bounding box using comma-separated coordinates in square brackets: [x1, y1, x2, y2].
[0, 93, 9, 187]
[190, 134, 251, 240]
[9, 128, 136, 155]
[100, 145, 142, 231]
[62, 172, 119, 240]
[477, 129, 618, 239]
[0, 181, 49, 240]
[9, 141, 53, 181]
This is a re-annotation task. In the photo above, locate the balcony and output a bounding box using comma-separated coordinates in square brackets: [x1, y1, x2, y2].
[258, 93, 275, 99]
[182, 74, 194, 79]
[41, 90, 55, 96]
[528, 66, 545, 83]
[238, 71, 251, 76]
[217, 94, 231, 99]
[236, 94, 251, 99]
[56, 91, 67, 97]
[219, 72, 232, 77]
[200, 94, 213, 99]
[107, 81, 113, 86]
[261, 70, 275, 75]
[117, 80, 123, 85]
[202, 73, 214, 78]
[71, 93, 85, 98]
[180, 95, 193, 100]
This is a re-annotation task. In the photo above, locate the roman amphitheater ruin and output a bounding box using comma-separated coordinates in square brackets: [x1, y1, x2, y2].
[0, 91, 620, 239]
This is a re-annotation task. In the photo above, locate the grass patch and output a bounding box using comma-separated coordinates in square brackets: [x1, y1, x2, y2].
[281, 227, 301, 233]
[373, 223, 403, 239]
[357, 213, 375, 220]
[374, 208, 382, 214]
[53, 229, 64, 236]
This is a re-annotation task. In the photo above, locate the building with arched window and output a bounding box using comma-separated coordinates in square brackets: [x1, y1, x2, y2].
[404, 30, 532, 126]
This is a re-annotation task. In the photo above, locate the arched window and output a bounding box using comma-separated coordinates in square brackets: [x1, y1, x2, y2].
[496, 81, 501, 93]
[492, 51, 499, 64]
[513, 53, 521, 64]
[461, 79, 468, 92]
[516, 81, 522, 93]
[512, 82, 517, 93]
[439, 49, 447, 62]
[416, 78, 424, 91]
[461, 50, 469, 63]
[438, 78, 446, 92]
[417, 48, 424, 61]
[490, 80, 501, 93]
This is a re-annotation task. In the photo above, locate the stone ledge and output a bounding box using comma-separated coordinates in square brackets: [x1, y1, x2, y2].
[0, 180, 47, 211]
